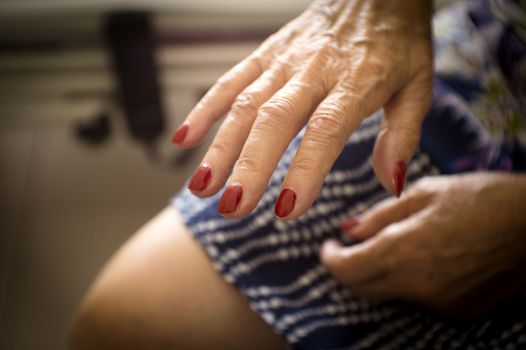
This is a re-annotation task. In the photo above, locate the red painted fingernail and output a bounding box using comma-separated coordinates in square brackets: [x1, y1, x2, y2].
[340, 216, 361, 232]
[393, 160, 407, 198]
[218, 183, 243, 214]
[188, 164, 212, 192]
[171, 123, 188, 144]
[274, 188, 297, 218]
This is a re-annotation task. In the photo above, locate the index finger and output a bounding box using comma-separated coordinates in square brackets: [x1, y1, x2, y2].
[173, 54, 264, 147]
[276, 84, 391, 219]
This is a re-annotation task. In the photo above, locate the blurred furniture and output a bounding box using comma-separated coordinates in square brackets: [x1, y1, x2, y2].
[0, 0, 310, 147]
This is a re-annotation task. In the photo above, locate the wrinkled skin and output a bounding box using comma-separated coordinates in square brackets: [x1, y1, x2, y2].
[321, 173, 526, 317]
[175, 0, 433, 219]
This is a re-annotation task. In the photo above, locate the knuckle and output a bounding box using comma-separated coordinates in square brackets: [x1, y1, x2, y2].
[214, 75, 236, 92]
[251, 118, 287, 139]
[222, 114, 244, 130]
[208, 141, 229, 157]
[271, 65, 288, 82]
[231, 55, 262, 75]
[259, 96, 298, 121]
[231, 93, 261, 115]
[273, 54, 295, 76]
[235, 154, 263, 174]
[307, 111, 349, 142]
[259, 65, 285, 86]
[254, 99, 298, 133]
[367, 51, 393, 76]
[247, 54, 265, 72]
[353, 54, 392, 88]
[291, 156, 320, 175]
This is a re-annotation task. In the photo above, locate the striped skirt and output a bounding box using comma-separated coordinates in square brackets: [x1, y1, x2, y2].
[172, 1, 526, 348]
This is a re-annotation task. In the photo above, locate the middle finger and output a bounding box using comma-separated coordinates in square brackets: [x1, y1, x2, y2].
[218, 74, 327, 217]
[188, 65, 288, 196]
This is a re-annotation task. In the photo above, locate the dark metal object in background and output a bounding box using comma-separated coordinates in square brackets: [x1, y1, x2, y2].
[74, 112, 112, 146]
[104, 11, 164, 144]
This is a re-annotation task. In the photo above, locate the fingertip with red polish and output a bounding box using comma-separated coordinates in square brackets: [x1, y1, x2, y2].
[188, 164, 212, 192]
[274, 188, 297, 218]
[218, 183, 243, 214]
[172, 123, 189, 144]
[392, 160, 407, 198]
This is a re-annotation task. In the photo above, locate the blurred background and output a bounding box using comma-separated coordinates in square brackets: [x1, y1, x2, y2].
[0, 1, 310, 349]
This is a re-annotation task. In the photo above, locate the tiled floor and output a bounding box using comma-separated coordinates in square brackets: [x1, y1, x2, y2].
[0, 96, 211, 350]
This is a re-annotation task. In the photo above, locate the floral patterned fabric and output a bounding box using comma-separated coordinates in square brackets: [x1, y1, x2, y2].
[423, 0, 526, 173]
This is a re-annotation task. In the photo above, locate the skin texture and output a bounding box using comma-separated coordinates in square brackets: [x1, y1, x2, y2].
[321, 173, 526, 317]
[70, 208, 290, 350]
[175, 0, 433, 219]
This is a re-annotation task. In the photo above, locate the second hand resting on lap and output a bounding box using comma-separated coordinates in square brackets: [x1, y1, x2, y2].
[322, 173, 526, 318]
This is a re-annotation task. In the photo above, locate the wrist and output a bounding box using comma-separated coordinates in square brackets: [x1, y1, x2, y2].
[478, 172, 526, 259]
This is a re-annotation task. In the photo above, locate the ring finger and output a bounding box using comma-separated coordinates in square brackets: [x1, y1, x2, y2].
[187, 65, 289, 196]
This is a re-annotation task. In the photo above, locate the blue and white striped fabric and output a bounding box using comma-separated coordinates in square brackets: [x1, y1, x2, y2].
[173, 111, 526, 349]
[172, 1, 526, 348]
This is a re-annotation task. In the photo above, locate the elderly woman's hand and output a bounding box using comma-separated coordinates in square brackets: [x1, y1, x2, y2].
[173, 0, 433, 218]
[321, 173, 526, 317]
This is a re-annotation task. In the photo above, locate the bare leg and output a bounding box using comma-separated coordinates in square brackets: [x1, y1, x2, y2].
[70, 207, 289, 350]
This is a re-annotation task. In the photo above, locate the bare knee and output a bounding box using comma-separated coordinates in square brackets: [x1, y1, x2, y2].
[70, 285, 171, 350]
[70, 290, 118, 350]
[68, 212, 192, 349]
[70, 208, 289, 350]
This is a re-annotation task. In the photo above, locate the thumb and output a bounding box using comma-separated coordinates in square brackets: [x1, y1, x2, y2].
[373, 77, 432, 197]
[320, 238, 389, 285]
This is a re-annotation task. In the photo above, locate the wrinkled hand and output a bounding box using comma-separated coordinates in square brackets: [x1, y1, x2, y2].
[173, 0, 433, 218]
[321, 173, 526, 317]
